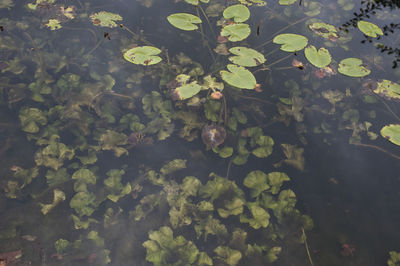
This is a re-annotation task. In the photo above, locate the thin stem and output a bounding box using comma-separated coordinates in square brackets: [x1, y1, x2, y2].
[225, 157, 233, 179]
[352, 142, 400, 161]
[86, 39, 104, 56]
[264, 46, 281, 57]
[302, 227, 314, 266]
[264, 53, 293, 68]
[196, 8, 216, 62]
[198, 4, 217, 41]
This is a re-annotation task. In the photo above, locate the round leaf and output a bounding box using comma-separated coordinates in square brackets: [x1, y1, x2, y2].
[304, 45, 331, 68]
[221, 23, 251, 42]
[381, 124, 400, 146]
[279, 0, 296, 5]
[228, 47, 266, 67]
[173, 82, 202, 100]
[273, 33, 308, 52]
[338, 58, 370, 77]
[184, 0, 209, 5]
[374, 79, 400, 100]
[167, 13, 202, 31]
[123, 46, 162, 66]
[357, 21, 383, 38]
[223, 4, 250, 23]
[90, 11, 122, 28]
[220, 64, 256, 90]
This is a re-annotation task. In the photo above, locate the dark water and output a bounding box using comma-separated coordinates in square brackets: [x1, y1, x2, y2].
[0, 0, 400, 265]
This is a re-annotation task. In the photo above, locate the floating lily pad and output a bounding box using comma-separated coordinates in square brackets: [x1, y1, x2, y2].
[184, 0, 209, 5]
[90, 11, 122, 28]
[279, 0, 296, 5]
[357, 21, 383, 38]
[167, 13, 202, 31]
[374, 79, 400, 100]
[381, 124, 400, 146]
[123, 46, 162, 66]
[173, 82, 202, 100]
[304, 45, 331, 68]
[223, 4, 250, 23]
[228, 47, 266, 67]
[238, 0, 266, 6]
[221, 23, 251, 42]
[308, 22, 338, 39]
[273, 33, 308, 52]
[45, 19, 62, 30]
[338, 58, 370, 77]
[220, 64, 256, 90]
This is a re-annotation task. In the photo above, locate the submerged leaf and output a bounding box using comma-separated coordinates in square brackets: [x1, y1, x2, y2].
[374, 79, 400, 100]
[90, 11, 122, 28]
[167, 13, 202, 31]
[214, 246, 242, 266]
[273, 33, 308, 52]
[40, 189, 66, 215]
[308, 22, 338, 39]
[223, 4, 250, 23]
[160, 159, 187, 175]
[279, 0, 296, 5]
[243, 170, 269, 197]
[19, 107, 47, 133]
[338, 58, 370, 77]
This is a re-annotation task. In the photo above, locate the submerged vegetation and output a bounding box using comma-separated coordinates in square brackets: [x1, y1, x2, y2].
[0, 0, 400, 265]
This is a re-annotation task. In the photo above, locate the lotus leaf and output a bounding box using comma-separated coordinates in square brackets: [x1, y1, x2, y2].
[98, 130, 128, 157]
[374, 80, 400, 100]
[381, 124, 400, 146]
[357, 21, 383, 38]
[173, 82, 202, 100]
[90, 11, 122, 28]
[304, 45, 331, 68]
[273, 33, 308, 52]
[241, 202, 270, 229]
[143, 226, 200, 266]
[388, 251, 400, 266]
[70, 191, 97, 217]
[195, 215, 228, 240]
[40, 189, 66, 215]
[338, 58, 370, 77]
[123, 46, 162, 66]
[46, 168, 69, 186]
[308, 22, 338, 39]
[217, 197, 244, 218]
[45, 19, 61, 30]
[104, 169, 131, 202]
[204, 99, 221, 122]
[214, 246, 242, 266]
[267, 172, 290, 194]
[228, 47, 265, 67]
[220, 64, 256, 90]
[281, 144, 305, 171]
[54, 239, 70, 254]
[223, 5, 250, 23]
[238, 0, 266, 6]
[212, 146, 233, 158]
[160, 159, 187, 175]
[202, 75, 224, 91]
[279, 0, 296, 5]
[243, 170, 269, 197]
[181, 176, 201, 196]
[19, 107, 47, 133]
[185, 0, 210, 5]
[71, 214, 98, 229]
[35, 136, 74, 170]
[167, 13, 202, 31]
[220, 23, 251, 42]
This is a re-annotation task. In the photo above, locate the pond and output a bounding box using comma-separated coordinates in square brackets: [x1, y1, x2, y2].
[0, 0, 400, 265]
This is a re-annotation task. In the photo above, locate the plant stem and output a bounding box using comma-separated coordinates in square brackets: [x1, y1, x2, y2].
[352, 142, 400, 161]
[264, 54, 293, 68]
[302, 227, 314, 266]
[198, 4, 217, 41]
[196, 8, 216, 62]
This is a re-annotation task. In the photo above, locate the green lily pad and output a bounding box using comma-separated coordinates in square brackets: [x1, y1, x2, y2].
[223, 4, 250, 23]
[173, 81, 202, 100]
[279, 0, 296, 5]
[304, 45, 331, 68]
[123, 46, 162, 66]
[228, 47, 266, 67]
[374, 80, 400, 100]
[381, 124, 400, 146]
[220, 64, 257, 90]
[238, 0, 266, 6]
[308, 22, 338, 39]
[357, 21, 383, 38]
[184, 0, 209, 5]
[338, 58, 370, 77]
[167, 13, 202, 31]
[273, 33, 308, 52]
[90, 11, 122, 28]
[220, 23, 251, 42]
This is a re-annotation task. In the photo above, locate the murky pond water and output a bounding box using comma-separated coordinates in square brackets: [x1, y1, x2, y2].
[1, 0, 400, 265]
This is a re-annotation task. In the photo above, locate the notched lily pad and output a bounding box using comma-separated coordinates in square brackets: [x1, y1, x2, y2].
[273, 33, 308, 52]
[167, 13, 202, 31]
[381, 124, 400, 146]
[304, 45, 331, 68]
[220, 64, 256, 90]
[357, 21, 383, 38]
[90, 11, 122, 28]
[123, 46, 162, 66]
[223, 4, 250, 23]
[228, 47, 266, 67]
[220, 23, 251, 42]
[338, 58, 370, 77]
[308, 22, 338, 39]
[374, 79, 400, 100]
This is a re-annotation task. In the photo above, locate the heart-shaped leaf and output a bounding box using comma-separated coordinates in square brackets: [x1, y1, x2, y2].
[357, 21, 383, 38]
[304, 45, 331, 68]
[123, 46, 162, 66]
[223, 4, 250, 23]
[381, 124, 400, 146]
[90, 11, 122, 28]
[220, 23, 251, 42]
[173, 82, 202, 100]
[374, 80, 400, 100]
[273, 33, 308, 52]
[338, 58, 370, 77]
[167, 13, 202, 31]
[220, 64, 256, 90]
[228, 47, 266, 67]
